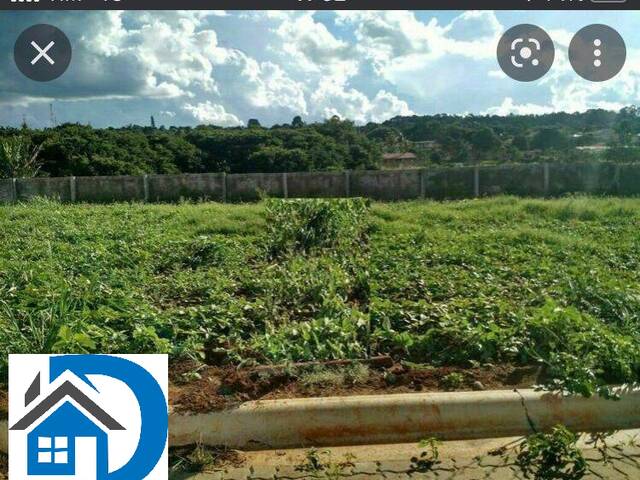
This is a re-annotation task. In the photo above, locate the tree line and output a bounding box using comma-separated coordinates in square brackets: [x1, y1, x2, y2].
[2, 108, 640, 178]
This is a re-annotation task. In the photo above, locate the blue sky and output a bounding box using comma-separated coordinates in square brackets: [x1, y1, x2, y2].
[0, 10, 639, 128]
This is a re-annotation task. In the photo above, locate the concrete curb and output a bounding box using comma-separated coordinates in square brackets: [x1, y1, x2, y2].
[169, 388, 640, 449]
[1, 388, 639, 452]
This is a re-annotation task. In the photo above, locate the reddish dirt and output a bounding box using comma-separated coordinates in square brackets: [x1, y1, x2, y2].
[0, 361, 540, 420]
[0, 390, 7, 421]
[169, 360, 542, 415]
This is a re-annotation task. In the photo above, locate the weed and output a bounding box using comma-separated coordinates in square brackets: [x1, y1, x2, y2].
[440, 372, 465, 391]
[299, 363, 370, 388]
[1, 197, 640, 397]
[516, 425, 587, 480]
[169, 442, 243, 473]
[295, 448, 356, 479]
[265, 198, 369, 257]
[410, 437, 440, 472]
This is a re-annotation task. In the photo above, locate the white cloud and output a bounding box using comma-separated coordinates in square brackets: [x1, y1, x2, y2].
[4, 10, 640, 128]
[183, 101, 243, 126]
[484, 97, 554, 116]
[311, 83, 414, 124]
[238, 59, 308, 114]
[276, 12, 359, 83]
[446, 11, 501, 42]
[336, 11, 436, 73]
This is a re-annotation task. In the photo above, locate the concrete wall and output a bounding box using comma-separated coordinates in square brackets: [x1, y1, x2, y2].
[76, 176, 145, 203]
[479, 164, 546, 197]
[2, 162, 640, 204]
[148, 173, 225, 202]
[618, 164, 640, 196]
[287, 172, 346, 198]
[0, 179, 14, 203]
[425, 167, 476, 200]
[226, 173, 285, 202]
[16, 177, 72, 202]
[547, 162, 618, 196]
[350, 170, 421, 200]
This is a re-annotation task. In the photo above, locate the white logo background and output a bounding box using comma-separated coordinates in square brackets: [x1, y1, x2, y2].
[8, 354, 168, 480]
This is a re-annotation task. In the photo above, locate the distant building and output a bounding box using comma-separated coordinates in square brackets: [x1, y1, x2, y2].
[411, 140, 438, 149]
[381, 152, 421, 169]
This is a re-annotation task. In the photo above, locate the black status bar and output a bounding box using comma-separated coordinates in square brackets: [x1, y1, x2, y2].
[1, 0, 639, 11]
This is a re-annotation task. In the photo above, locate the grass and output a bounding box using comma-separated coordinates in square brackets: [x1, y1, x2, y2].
[299, 364, 371, 388]
[1, 196, 640, 397]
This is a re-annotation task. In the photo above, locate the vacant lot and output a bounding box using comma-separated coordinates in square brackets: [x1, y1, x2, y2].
[1, 196, 639, 406]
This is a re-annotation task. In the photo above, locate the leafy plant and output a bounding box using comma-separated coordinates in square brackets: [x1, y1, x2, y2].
[295, 448, 356, 480]
[516, 425, 587, 480]
[410, 437, 440, 472]
[1, 197, 640, 400]
[265, 198, 370, 257]
[440, 372, 465, 390]
[0, 136, 42, 178]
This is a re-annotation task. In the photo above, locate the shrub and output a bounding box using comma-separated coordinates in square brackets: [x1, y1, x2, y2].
[265, 198, 370, 257]
[0, 136, 42, 178]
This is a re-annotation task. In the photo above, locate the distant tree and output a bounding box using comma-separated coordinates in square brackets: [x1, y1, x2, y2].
[247, 119, 262, 129]
[512, 134, 529, 151]
[452, 141, 473, 164]
[531, 128, 569, 150]
[150, 116, 156, 129]
[613, 107, 639, 146]
[249, 146, 310, 172]
[469, 127, 501, 152]
[292, 116, 304, 128]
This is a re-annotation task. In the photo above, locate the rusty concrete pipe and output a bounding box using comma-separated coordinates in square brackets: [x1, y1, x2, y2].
[1, 388, 638, 452]
[168, 388, 640, 449]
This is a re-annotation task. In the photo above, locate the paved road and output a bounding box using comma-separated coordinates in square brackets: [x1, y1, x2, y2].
[170, 430, 640, 479]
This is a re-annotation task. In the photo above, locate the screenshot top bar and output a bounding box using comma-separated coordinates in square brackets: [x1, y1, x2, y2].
[0, 0, 638, 11]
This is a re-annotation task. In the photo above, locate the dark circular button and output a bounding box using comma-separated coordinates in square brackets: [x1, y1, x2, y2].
[497, 24, 555, 82]
[14, 24, 72, 82]
[569, 25, 626, 82]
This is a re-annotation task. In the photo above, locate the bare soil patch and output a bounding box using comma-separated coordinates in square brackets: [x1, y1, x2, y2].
[169, 359, 541, 415]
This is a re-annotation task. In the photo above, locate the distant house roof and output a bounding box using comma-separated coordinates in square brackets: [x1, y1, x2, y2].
[411, 141, 438, 148]
[382, 153, 417, 160]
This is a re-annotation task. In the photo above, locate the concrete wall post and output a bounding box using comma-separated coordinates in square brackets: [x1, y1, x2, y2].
[221, 172, 227, 203]
[543, 163, 550, 196]
[143, 174, 150, 202]
[345, 171, 351, 197]
[473, 165, 480, 198]
[282, 172, 288, 199]
[11, 178, 17, 203]
[70, 176, 77, 203]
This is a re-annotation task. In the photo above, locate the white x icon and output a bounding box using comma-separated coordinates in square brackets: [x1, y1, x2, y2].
[30, 41, 55, 66]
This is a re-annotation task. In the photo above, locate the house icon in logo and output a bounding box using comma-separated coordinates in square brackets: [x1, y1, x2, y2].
[10, 372, 125, 478]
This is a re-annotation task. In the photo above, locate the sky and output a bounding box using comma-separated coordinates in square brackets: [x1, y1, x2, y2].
[1, 10, 640, 128]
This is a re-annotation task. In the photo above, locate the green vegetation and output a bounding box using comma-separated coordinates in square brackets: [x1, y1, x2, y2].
[516, 426, 587, 480]
[411, 437, 440, 473]
[440, 372, 465, 391]
[374, 106, 640, 165]
[0, 116, 378, 177]
[1, 196, 640, 397]
[0, 136, 42, 178]
[299, 364, 370, 389]
[5, 107, 640, 177]
[295, 448, 356, 479]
